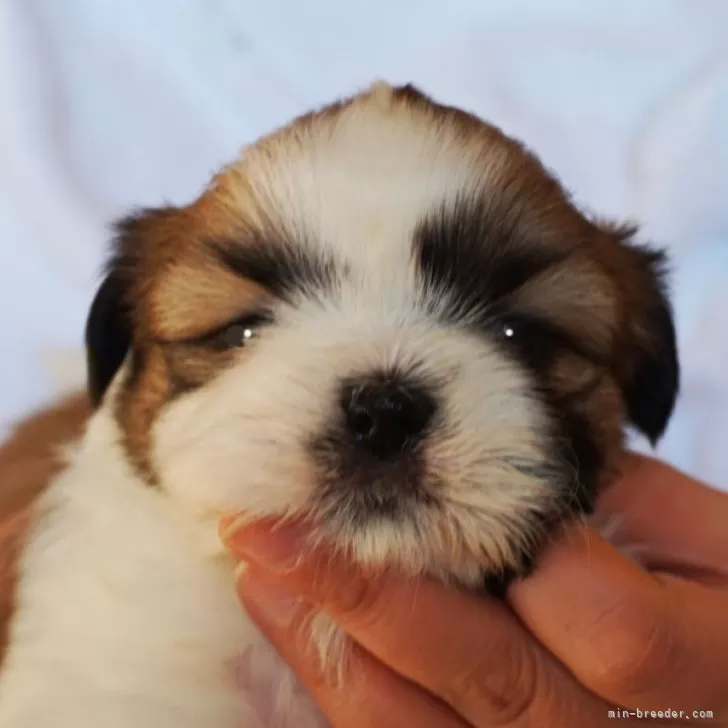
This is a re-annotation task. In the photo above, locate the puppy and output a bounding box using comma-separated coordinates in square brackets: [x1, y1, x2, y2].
[0, 82, 678, 727]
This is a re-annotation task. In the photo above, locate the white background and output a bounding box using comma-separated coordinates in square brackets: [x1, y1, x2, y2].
[1, 0, 727, 489]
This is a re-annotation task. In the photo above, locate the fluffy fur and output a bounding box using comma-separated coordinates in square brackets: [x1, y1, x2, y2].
[0, 394, 89, 657]
[0, 82, 678, 726]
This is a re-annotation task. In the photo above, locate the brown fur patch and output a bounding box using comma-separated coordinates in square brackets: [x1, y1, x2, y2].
[514, 255, 618, 357]
[0, 394, 90, 664]
[151, 259, 268, 343]
[107, 190, 275, 479]
[116, 347, 171, 480]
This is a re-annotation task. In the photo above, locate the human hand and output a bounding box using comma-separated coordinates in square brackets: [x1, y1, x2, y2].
[220, 455, 728, 726]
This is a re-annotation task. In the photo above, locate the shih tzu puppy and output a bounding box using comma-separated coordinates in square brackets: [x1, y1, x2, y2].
[0, 82, 678, 727]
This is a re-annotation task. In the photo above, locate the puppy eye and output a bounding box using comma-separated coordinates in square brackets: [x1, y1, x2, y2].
[499, 314, 551, 341]
[497, 314, 560, 364]
[499, 316, 526, 341]
[210, 313, 272, 350]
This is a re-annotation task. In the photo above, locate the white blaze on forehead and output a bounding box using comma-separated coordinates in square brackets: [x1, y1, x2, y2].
[225, 84, 510, 277]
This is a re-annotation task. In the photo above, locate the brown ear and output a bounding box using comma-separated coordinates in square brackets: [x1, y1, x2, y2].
[86, 206, 180, 408]
[612, 233, 679, 445]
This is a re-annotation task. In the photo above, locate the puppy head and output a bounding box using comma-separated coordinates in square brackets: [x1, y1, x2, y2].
[86, 83, 678, 586]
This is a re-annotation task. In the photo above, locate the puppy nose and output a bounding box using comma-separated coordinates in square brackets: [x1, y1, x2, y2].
[340, 380, 435, 459]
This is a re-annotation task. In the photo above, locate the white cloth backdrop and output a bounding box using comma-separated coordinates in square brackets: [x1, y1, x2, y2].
[1, 0, 727, 489]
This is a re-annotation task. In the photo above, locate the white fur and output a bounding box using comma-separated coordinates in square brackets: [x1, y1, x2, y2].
[0, 407, 325, 728]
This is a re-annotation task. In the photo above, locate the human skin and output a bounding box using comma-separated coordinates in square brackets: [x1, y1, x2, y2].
[220, 455, 728, 727]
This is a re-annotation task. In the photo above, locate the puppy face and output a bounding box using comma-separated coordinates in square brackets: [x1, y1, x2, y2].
[86, 83, 678, 587]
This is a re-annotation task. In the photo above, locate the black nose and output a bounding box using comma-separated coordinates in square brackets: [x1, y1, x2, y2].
[340, 380, 436, 459]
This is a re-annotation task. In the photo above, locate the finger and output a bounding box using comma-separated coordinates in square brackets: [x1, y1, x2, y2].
[238, 565, 468, 728]
[597, 454, 728, 575]
[510, 523, 728, 716]
[224, 521, 614, 727]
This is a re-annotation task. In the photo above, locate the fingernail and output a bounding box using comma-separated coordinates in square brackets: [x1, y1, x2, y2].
[221, 519, 306, 570]
[238, 567, 300, 628]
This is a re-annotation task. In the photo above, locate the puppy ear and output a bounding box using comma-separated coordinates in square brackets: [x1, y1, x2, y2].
[85, 268, 131, 408]
[85, 205, 180, 406]
[616, 239, 679, 444]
